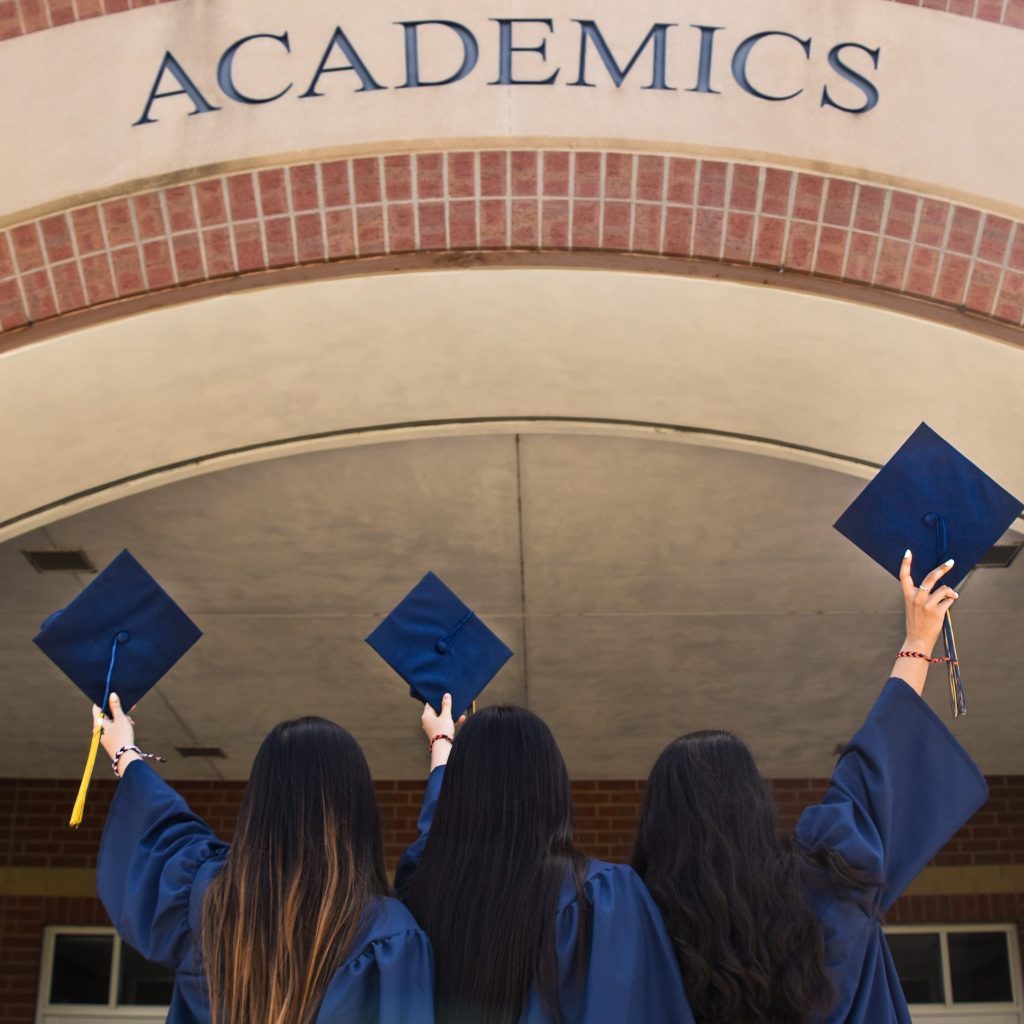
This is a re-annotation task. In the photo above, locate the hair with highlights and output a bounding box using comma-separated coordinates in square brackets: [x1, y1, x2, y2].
[202, 717, 389, 1024]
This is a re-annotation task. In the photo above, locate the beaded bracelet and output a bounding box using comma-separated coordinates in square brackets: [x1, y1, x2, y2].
[112, 744, 167, 778]
[897, 650, 958, 666]
[429, 734, 454, 753]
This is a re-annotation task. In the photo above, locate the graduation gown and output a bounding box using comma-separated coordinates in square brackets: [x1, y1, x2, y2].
[97, 760, 435, 1024]
[396, 765, 694, 1024]
[796, 677, 989, 1023]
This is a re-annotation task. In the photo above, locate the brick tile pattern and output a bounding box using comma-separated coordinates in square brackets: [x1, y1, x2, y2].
[3, 151, 1024, 341]
[3, 774, 1021, 873]
[1, 774, 1023, 1022]
[0, 0, 1021, 43]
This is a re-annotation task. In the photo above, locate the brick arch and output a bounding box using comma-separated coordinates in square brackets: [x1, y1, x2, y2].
[3, 149, 1024, 348]
[2, 0, 1023, 42]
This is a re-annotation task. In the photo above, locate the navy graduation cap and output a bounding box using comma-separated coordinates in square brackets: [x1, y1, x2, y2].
[34, 549, 202, 825]
[365, 571, 513, 719]
[834, 422, 1023, 717]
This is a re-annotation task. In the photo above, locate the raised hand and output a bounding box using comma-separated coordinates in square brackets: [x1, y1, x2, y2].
[899, 550, 959, 653]
[892, 551, 959, 695]
[91, 693, 140, 775]
[420, 693, 466, 769]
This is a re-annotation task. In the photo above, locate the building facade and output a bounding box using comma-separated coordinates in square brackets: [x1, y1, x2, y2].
[1, 1, 1023, 1021]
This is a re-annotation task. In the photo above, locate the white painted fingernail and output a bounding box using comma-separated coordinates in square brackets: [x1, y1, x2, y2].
[904, 549, 912, 559]
[944, 558, 955, 567]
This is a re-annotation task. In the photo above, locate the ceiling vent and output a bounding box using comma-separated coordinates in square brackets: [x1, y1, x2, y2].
[176, 746, 227, 759]
[976, 543, 1022, 569]
[23, 549, 95, 573]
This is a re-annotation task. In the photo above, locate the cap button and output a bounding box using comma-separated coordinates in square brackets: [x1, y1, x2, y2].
[922, 513, 938, 526]
[435, 640, 449, 654]
[115, 631, 130, 644]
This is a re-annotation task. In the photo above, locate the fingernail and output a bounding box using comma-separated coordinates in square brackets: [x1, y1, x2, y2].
[953, 591, 959, 598]
[944, 558, 955, 567]
[904, 549, 912, 559]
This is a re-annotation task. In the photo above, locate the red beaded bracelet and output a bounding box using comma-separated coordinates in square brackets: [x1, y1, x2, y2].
[111, 744, 167, 777]
[429, 734, 454, 752]
[897, 650, 958, 665]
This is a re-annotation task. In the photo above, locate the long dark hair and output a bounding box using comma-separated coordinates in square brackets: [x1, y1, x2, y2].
[403, 705, 588, 1024]
[201, 717, 390, 1024]
[632, 730, 874, 1024]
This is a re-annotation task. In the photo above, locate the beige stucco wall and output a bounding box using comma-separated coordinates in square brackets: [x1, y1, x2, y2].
[0, 0, 1019, 223]
[3, 269, 1022, 538]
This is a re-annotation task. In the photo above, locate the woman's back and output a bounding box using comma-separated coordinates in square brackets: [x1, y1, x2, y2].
[96, 708, 435, 1024]
[399, 701, 693, 1024]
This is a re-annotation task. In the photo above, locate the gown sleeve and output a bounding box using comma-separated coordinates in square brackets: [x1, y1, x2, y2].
[394, 765, 445, 895]
[316, 923, 435, 1024]
[549, 863, 695, 1024]
[96, 760, 229, 969]
[796, 677, 988, 912]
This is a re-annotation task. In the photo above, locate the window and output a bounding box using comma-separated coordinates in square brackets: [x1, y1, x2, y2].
[36, 927, 173, 1024]
[885, 925, 1022, 1023]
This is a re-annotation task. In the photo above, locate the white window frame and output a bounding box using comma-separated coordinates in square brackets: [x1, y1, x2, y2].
[35, 926, 170, 1023]
[884, 923, 1023, 1018]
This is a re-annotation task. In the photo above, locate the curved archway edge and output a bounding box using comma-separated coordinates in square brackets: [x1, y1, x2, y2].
[3, 150, 1024, 349]
[0, 417, 890, 540]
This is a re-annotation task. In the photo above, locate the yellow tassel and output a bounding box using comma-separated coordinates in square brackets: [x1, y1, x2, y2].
[69, 722, 103, 828]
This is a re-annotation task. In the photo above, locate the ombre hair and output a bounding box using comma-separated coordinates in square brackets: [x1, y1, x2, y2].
[403, 705, 587, 1024]
[633, 730, 874, 1024]
[201, 717, 389, 1024]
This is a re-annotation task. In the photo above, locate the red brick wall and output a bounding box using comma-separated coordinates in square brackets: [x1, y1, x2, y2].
[6, 151, 1024, 344]
[2, 775, 1022, 1023]
[3, 0, 1024, 45]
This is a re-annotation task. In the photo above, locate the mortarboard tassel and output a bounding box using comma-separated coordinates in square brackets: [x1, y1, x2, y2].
[69, 721, 103, 828]
[69, 636, 121, 828]
[924, 512, 967, 718]
[943, 610, 966, 718]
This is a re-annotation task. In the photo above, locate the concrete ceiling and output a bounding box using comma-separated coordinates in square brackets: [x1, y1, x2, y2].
[3, 429, 1021, 781]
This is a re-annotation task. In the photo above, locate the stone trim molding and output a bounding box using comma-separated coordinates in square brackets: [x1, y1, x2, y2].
[0, 867, 96, 898]
[3, 150, 1024, 346]
[3, 0, 1024, 44]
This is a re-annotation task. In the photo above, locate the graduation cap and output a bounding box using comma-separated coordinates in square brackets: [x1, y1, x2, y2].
[834, 423, 1023, 717]
[33, 549, 202, 825]
[365, 571, 513, 719]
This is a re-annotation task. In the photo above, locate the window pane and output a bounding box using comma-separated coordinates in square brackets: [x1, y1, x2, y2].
[949, 931, 1014, 1004]
[888, 933, 945, 1004]
[118, 942, 175, 1006]
[49, 934, 113, 1005]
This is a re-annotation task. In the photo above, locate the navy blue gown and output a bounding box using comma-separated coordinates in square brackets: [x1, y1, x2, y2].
[97, 761, 435, 1023]
[396, 765, 694, 1024]
[797, 677, 989, 1023]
